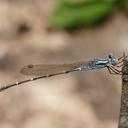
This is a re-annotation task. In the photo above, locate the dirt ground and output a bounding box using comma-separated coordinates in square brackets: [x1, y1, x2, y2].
[0, 1, 127, 128]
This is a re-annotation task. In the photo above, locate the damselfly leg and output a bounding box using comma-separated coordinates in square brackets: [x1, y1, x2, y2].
[107, 66, 120, 75]
[106, 53, 126, 75]
[107, 65, 122, 75]
[116, 53, 126, 67]
[118, 53, 126, 61]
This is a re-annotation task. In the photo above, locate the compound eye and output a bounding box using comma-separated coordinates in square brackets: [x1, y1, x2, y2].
[108, 53, 113, 58]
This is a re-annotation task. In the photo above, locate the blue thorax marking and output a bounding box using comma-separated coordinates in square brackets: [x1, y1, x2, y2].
[95, 60, 109, 65]
[78, 59, 108, 71]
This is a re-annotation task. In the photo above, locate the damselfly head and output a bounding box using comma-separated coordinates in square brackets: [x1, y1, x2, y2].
[108, 53, 118, 65]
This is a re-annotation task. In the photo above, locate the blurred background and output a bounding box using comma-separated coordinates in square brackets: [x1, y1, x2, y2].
[0, 0, 127, 128]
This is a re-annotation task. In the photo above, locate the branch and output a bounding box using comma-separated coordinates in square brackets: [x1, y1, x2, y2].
[119, 57, 128, 128]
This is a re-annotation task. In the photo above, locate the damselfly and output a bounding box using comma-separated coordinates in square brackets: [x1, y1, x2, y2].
[20, 53, 125, 76]
[0, 53, 126, 92]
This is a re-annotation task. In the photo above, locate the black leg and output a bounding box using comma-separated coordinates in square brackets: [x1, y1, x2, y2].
[107, 67, 114, 74]
[110, 65, 122, 73]
[114, 63, 123, 68]
[115, 53, 126, 68]
[118, 56, 124, 61]
[107, 65, 122, 75]
[118, 53, 126, 61]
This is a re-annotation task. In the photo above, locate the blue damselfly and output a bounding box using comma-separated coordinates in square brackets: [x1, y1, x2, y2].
[0, 53, 125, 92]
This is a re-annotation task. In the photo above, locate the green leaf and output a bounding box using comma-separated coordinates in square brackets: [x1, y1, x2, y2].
[60, 0, 117, 5]
[50, 1, 117, 29]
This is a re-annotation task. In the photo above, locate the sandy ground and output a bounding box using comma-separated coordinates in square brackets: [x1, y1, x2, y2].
[0, 1, 127, 128]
